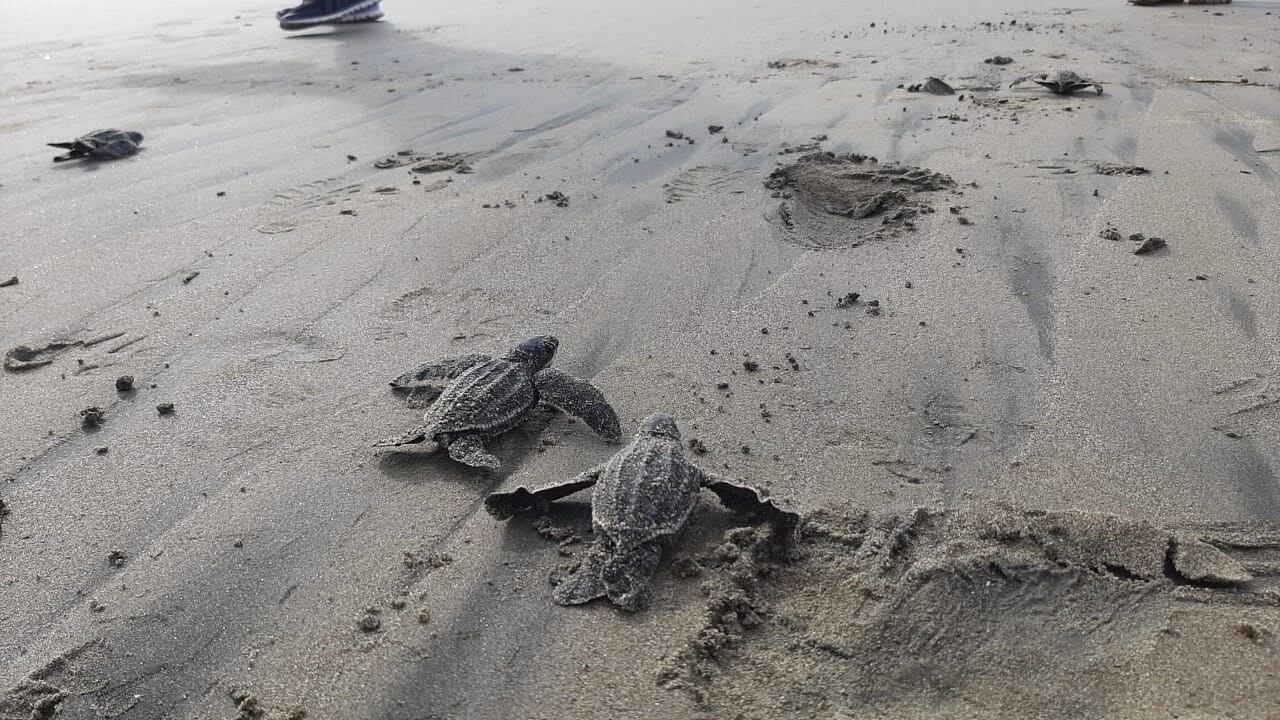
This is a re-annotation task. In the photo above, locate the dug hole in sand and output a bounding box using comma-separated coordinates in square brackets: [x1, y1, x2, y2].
[765, 152, 958, 249]
[657, 505, 1280, 719]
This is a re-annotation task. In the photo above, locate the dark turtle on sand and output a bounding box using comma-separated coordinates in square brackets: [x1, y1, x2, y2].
[48, 129, 144, 162]
[485, 413, 799, 611]
[375, 336, 621, 468]
[1015, 69, 1103, 95]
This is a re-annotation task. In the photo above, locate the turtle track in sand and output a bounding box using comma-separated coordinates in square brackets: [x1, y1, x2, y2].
[764, 152, 956, 249]
[659, 505, 1280, 719]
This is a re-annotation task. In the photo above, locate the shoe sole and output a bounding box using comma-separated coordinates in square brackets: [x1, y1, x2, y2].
[278, 5, 380, 21]
[280, 0, 379, 29]
[342, 9, 384, 22]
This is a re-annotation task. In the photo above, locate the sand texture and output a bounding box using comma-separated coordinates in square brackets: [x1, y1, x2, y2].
[2, 0, 1280, 718]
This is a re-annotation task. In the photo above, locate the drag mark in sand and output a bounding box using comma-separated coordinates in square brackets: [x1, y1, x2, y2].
[1223, 288, 1259, 339]
[1214, 190, 1260, 246]
[663, 165, 753, 204]
[1206, 371, 1279, 443]
[1213, 126, 1276, 184]
[266, 177, 361, 212]
[1221, 443, 1280, 524]
[992, 216, 1054, 360]
[873, 388, 983, 488]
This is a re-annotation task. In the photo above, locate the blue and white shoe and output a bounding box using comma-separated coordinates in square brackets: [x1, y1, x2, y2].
[341, 2, 384, 22]
[279, 0, 382, 30]
[278, 1, 383, 24]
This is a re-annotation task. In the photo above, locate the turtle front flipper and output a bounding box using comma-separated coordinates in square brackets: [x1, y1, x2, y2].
[601, 540, 663, 611]
[552, 539, 610, 606]
[533, 367, 622, 442]
[702, 475, 801, 533]
[1064, 82, 1102, 96]
[391, 353, 494, 408]
[390, 353, 494, 391]
[445, 434, 500, 469]
[484, 465, 605, 519]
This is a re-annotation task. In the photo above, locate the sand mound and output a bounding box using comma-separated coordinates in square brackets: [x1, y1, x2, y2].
[661, 506, 1280, 719]
[763, 153, 955, 249]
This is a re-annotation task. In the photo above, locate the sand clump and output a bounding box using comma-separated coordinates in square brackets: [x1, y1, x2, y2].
[372, 150, 473, 174]
[764, 152, 956, 248]
[767, 58, 841, 71]
[1094, 162, 1150, 176]
[228, 688, 307, 720]
[4, 343, 78, 372]
[0, 680, 63, 720]
[660, 505, 1280, 719]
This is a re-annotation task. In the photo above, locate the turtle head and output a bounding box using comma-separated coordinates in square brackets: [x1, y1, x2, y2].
[637, 413, 680, 441]
[505, 335, 559, 371]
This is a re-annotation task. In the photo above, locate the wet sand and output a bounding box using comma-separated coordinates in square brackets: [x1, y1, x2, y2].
[2, 1, 1279, 718]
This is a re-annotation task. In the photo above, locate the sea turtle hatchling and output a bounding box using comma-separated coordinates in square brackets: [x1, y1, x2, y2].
[374, 336, 621, 469]
[485, 413, 799, 611]
[47, 129, 144, 162]
[1014, 69, 1103, 95]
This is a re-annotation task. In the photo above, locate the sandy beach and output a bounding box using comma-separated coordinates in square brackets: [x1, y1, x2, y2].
[2, 0, 1279, 717]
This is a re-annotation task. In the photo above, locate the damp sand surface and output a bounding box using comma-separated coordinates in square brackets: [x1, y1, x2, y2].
[2, 1, 1280, 718]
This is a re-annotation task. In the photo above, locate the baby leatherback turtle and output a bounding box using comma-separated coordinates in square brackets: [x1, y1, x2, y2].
[485, 413, 799, 611]
[48, 129, 144, 162]
[375, 336, 621, 469]
[1015, 69, 1103, 95]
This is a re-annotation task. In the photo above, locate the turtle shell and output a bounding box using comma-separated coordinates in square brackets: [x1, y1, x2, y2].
[1050, 69, 1086, 85]
[80, 129, 143, 143]
[590, 434, 703, 549]
[81, 129, 144, 158]
[420, 357, 539, 439]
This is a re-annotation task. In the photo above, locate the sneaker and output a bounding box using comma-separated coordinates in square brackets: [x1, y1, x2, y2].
[342, 2, 383, 22]
[279, 1, 382, 22]
[279, 0, 379, 30]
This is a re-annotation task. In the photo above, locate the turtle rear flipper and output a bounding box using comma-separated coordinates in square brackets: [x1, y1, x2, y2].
[48, 142, 88, 162]
[533, 367, 622, 442]
[703, 476, 801, 533]
[373, 427, 434, 448]
[445, 434, 500, 469]
[553, 540, 610, 606]
[601, 540, 663, 611]
[390, 353, 494, 391]
[484, 465, 604, 519]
